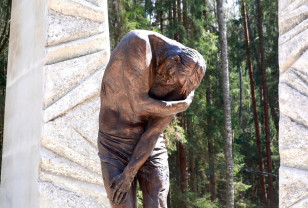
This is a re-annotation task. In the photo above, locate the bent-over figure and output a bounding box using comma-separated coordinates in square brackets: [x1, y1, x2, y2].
[98, 30, 206, 208]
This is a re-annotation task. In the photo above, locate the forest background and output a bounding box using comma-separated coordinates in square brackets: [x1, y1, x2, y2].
[0, 0, 279, 207]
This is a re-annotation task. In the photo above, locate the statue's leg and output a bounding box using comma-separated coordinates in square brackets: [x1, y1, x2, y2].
[100, 161, 137, 208]
[138, 158, 169, 208]
[97, 131, 138, 207]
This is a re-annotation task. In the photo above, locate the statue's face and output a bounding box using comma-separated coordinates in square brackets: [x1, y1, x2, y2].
[149, 54, 198, 101]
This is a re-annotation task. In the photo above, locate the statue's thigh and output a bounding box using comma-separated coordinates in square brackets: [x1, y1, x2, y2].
[100, 162, 137, 208]
[138, 164, 169, 208]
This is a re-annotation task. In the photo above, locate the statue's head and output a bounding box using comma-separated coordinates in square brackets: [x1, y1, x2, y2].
[149, 47, 206, 101]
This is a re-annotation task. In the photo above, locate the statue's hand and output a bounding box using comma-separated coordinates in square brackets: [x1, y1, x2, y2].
[184, 90, 195, 107]
[109, 172, 133, 205]
[163, 90, 195, 113]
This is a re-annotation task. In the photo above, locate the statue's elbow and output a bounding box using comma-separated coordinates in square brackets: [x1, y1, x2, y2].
[131, 105, 143, 116]
[131, 101, 147, 117]
[130, 96, 151, 117]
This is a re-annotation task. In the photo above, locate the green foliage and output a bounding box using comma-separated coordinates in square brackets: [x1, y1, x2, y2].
[0, 0, 279, 207]
[193, 195, 220, 208]
[197, 31, 218, 61]
[108, 0, 152, 49]
[136, 183, 143, 208]
[164, 117, 186, 153]
[177, 192, 221, 208]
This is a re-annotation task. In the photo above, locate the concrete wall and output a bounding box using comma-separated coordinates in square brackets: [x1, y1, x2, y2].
[0, 0, 111, 207]
[279, 0, 308, 207]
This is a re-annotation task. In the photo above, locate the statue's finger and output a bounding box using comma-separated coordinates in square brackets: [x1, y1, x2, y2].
[119, 192, 128, 204]
[111, 189, 118, 204]
[112, 189, 119, 204]
[116, 192, 124, 205]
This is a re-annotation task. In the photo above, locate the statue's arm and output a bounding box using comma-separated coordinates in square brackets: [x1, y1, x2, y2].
[109, 115, 173, 205]
[123, 34, 192, 117]
[124, 115, 173, 175]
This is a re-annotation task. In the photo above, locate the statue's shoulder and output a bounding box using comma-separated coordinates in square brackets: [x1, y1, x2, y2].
[119, 30, 181, 50]
[120, 30, 152, 45]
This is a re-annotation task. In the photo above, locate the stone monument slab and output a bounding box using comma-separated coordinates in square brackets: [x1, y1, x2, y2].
[0, 0, 111, 207]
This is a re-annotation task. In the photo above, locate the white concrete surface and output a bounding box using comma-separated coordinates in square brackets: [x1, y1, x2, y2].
[0, 0, 111, 207]
[279, 0, 308, 207]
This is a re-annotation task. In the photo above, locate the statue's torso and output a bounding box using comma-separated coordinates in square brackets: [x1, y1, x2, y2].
[99, 30, 185, 140]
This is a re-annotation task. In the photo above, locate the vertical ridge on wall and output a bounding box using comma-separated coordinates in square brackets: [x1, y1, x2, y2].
[279, 0, 308, 207]
[0, 0, 49, 207]
[0, 0, 110, 207]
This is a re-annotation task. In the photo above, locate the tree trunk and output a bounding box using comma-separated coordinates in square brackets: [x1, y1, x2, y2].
[203, 9, 216, 200]
[168, 0, 172, 26]
[173, 0, 177, 21]
[177, 0, 183, 42]
[200, 153, 208, 195]
[167, 188, 171, 207]
[186, 115, 196, 192]
[256, 0, 275, 207]
[173, 0, 179, 41]
[203, 0, 207, 21]
[238, 64, 243, 125]
[188, 154, 196, 192]
[208, 138, 216, 202]
[206, 74, 216, 201]
[216, 0, 234, 207]
[177, 112, 187, 194]
[183, 0, 188, 32]
[178, 142, 187, 192]
[241, 1, 268, 204]
[177, 0, 182, 23]
[159, 0, 164, 34]
[156, 0, 164, 34]
[160, 11, 164, 34]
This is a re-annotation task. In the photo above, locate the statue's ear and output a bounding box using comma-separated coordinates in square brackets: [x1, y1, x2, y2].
[172, 55, 180, 63]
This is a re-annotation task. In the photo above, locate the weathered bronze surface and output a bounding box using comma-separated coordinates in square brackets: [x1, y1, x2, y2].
[98, 30, 206, 208]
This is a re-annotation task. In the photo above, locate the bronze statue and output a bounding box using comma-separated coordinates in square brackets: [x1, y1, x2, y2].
[98, 30, 206, 208]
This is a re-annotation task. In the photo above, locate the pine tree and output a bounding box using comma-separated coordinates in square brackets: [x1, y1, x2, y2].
[216, 0, 234, 207]
[256, 0, 275, 206]
[241, 0, 267, 204]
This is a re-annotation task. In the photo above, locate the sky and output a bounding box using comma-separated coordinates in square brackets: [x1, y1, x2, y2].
[226, 0, 240, 19]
